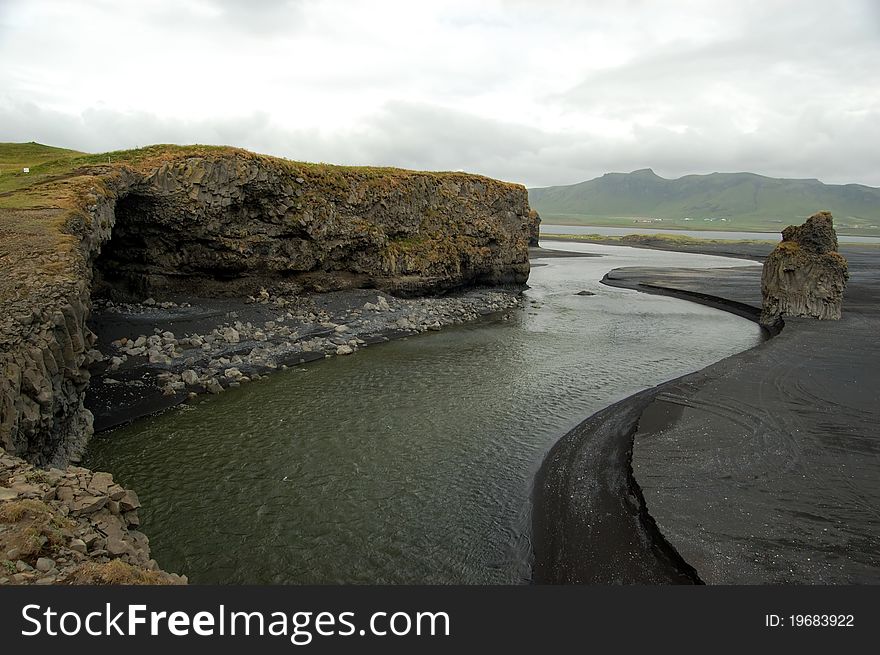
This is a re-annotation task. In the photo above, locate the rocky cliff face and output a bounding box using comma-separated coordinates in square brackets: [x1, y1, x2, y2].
[0, 148, 537, 465]
[760, 211, 848, 327]
[94, 155, 533, 298]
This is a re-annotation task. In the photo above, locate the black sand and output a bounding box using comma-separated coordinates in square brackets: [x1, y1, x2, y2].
[533, 243, 880, 584]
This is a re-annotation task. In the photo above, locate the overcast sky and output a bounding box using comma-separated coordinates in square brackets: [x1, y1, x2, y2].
[1, 0, 878, 187]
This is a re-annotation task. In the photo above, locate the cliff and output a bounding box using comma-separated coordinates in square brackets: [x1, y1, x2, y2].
[0, 145, 538, 466]
[760, 211, 848, 327]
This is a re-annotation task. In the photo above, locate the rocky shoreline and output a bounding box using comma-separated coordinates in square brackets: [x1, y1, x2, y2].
[86, 286, 523, 434]
[0, 446, 186, 585]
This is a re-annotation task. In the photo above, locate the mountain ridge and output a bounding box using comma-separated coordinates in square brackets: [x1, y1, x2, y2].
[529, 169, 880, 234]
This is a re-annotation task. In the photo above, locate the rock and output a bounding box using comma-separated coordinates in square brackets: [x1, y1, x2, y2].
[56, 486, 74, 503]
[82, 532, 101, 548]
[220, 327, 240, 344]
[576, 290, 595, 296]
[69, 539, 87, 554]
[106, 537, 131, 557]
[0, 487, 18, 501]
[224, 367, 243, 380]
[70, 495, 108, 516]
[376, 296, 391, 311]
[334, 324, 349, 333]
[148, 349, 171, 365]
[336, 345, 354, 355]
[35, 557, 55, 573]
[119, 490, 141, 512]
[181, 369, 199, 385]
[87, 471, 114, 495]
[761, 211, 848, 327]
[206, 378, 224, 394]
[528, 209, 541, 247]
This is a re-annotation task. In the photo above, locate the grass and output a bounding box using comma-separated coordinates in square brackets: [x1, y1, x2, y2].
[61, 560, 175, 585]
[0, 499, 74, 562]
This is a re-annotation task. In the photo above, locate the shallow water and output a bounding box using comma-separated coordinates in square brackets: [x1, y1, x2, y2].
[85, 244, 763, 584]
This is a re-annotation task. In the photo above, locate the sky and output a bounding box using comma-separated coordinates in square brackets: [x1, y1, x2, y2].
[1, 0, 878, 187]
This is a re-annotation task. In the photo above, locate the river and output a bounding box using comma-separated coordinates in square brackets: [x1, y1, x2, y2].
[84, 243, 763, 584]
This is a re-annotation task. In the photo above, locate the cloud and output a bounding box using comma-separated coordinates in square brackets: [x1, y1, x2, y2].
[1, 0, 878, 187]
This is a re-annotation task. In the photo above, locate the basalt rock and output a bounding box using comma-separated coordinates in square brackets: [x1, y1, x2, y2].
[0, 147, 539, 464]
[528, 209, 541, 247]
[760, 211, 848, 327]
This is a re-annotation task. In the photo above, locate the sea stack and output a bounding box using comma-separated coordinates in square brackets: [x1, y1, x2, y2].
[528, 209, 541, 247]
[760, 211, 848, 327]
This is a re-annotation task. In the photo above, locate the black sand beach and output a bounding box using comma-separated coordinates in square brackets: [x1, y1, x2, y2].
[533, 243, 880, 584]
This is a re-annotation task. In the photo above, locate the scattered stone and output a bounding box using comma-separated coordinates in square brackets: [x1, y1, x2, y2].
[119, 490, 141, 512]
[336, 345, 354, 355]
[181, 369, 199, 385]
[576, 290, 596, 296]
[35, 558, 55, 573]
[71, 495, 108, 516]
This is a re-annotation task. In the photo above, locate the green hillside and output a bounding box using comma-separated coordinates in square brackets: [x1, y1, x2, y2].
[0, 141, 83, 168]
[529, 169, 880, 236]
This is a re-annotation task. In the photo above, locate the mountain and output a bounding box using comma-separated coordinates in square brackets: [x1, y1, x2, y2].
[528, 169, 880, 234]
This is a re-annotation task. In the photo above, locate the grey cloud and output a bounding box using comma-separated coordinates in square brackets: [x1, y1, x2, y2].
[2, 96, 879, 188]
[1, 1, 878, 188]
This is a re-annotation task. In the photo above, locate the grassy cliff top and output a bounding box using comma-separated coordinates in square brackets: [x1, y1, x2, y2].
[0, 142, 524, 305]
[0, 142, 522, 211]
